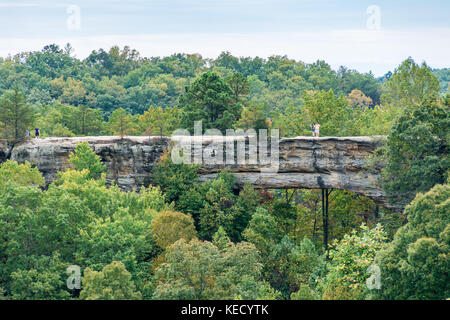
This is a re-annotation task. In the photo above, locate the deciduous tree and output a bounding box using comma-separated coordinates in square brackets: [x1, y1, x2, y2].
[69, 142, 106, 180]
[151, 211, 197, 249]
[80, 261, 142, 300]
[381, 97, 449, 207]
[374, 183, 449, 300]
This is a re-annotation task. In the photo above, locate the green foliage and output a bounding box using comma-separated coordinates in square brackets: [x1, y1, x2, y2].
[179, 72, 241, 133]
[270, 200, 298, 235]
[0, 287, 7, 300]
[138, 105, 180, 137]
[9, 253, 70, 300]
[278, 189, 389, 252]
[22, 181, 95, 259]
[231, 184, 261, 240]
[354, 104, 402, 136]
[0, 159, 169, 300]
[36, 103, 103, 137]
[381, 98, 449, 207]
[70, 105, 104, 136]
[69, 142, 106, 180]
[432, 68, 450, 94]
[74, 209, 155, 295]
[290, 284, 318, 300]
[235, 103, 269, 131]
[381, 57, 441, 108]
[301, 89, 355, 136]
[80, 261, 142, 300]
[1, 45, 448, 135]
[243, 207, 281, 256]
[321, 190, 380, 240]
[198, 173, 238, 240]
[273, 104, 305, 137]
[194, 171, 258, 241]
[108, 107, 136, 137]
[24, 44, 78, 79]
[0, 184, 43, 292]
[265, 236, 324, 298]
[319, 224, 387, 300]
[336, 66, 381, 104]
[154, 160, 258, 242]
[225, 72, 250, 103]
[0, 88, 35, 142]
[0, 160, 45, 187]
[275, 89, 358, 137]
[153, 153, 199, 204]
[212, 226, 231, 250]
[244, 206, 325, 298]
[374, 183, 449, 300]
[153, 239, 277, 300]
[151, 211, 197, 249]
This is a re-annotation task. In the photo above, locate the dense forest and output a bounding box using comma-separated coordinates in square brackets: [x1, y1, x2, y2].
[0, 44, 448, 300]
[0, 43, 448, 139]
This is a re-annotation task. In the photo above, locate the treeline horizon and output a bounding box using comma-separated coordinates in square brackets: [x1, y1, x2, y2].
[2, 44, 449, 87]
[0, 43, 448, 142]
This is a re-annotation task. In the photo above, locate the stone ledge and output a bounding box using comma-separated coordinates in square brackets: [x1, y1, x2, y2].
[0, 136, 395, 209]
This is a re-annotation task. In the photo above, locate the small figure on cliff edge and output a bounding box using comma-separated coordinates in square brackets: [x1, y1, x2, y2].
[35, 127, 40, 139]
[314, 122, 320, 137]
[311, 123, 315, 136]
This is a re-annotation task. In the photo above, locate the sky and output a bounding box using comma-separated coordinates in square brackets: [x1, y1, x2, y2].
[0, 0, 449, 76]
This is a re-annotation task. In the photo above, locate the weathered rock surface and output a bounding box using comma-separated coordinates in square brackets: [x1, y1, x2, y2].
[0, 135, 393, 208]
[5, 136, 169, 189]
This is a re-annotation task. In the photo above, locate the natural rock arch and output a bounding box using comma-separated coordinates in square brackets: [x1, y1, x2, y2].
[0, 135, 393, 209]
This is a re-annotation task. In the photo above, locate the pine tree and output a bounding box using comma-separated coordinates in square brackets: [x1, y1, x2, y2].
[0, 88, 35, 142]
[108, 108, 135, 138]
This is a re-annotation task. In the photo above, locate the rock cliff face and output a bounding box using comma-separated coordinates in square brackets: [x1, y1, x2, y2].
[5, 136, 169, 189]
[0, 135, 392, 209]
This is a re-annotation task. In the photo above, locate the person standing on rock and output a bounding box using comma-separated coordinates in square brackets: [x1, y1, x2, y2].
[35, 127, 40, 139]
[314, 122, 320, 137]
[311, 123, 315, 136]
[25, 129, 30, 139]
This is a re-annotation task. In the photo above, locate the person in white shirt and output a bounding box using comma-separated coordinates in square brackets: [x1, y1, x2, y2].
[314, 122, 320, 137]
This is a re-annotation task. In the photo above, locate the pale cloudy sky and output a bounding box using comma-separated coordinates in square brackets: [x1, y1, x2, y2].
[0, 0, 449, 76]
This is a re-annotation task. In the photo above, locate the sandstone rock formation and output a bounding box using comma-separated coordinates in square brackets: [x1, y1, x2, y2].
[0, 135, 393, 209]
[5, 136, 169, 189]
